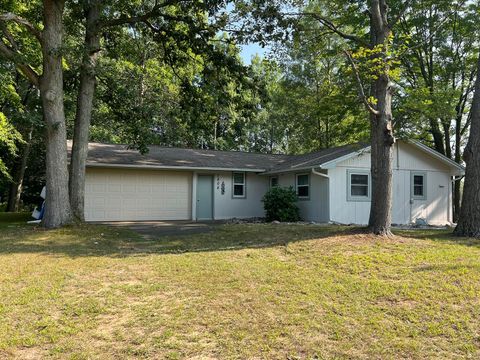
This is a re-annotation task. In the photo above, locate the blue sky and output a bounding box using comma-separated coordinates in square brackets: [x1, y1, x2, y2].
[222, 3, 269, 64]
[239, 43, 268, 64]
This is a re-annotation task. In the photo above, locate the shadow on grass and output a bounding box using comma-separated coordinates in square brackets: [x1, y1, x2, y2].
[2, 212, 479, 258]
[0, 214, 359, 258]
[394, 228, 480, 248]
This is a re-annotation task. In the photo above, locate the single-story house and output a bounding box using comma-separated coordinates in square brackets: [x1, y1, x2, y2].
[71, 139, 464, 225]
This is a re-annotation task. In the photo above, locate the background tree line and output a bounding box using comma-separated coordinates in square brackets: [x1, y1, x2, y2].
[1, 0, 479, 235]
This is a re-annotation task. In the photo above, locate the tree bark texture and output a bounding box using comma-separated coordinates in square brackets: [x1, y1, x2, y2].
[40, 0, 73, 228]
[454, 52, 480, 237]
[69, 0, 101, 222]
[367, 0, 395, 235]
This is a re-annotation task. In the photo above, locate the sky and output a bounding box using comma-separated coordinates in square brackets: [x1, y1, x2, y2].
[222, 3, 269, 65]
[239, 43, 268, 64]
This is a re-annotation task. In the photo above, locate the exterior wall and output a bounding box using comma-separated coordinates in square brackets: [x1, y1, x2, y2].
[328, 166, 370, 224]
[276, 172, 329, 222]
[328, 141, 454, 225]
[214, 171, 269, 219]
[192, 170, 269, 220]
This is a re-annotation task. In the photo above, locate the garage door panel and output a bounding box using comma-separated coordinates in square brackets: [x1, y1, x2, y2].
[108, 184, 122, 192]
[85, 168, 191, 221]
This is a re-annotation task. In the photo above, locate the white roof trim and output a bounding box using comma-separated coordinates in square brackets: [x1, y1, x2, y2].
[317, 140, 464, 175]
[86, 163, 266, 172]
[260, 165, 322, 175]
[405, 139, 465, 174]
[319, 146, 371, 169]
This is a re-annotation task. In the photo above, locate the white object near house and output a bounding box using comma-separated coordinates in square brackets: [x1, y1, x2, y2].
[69, 139, 464, 225]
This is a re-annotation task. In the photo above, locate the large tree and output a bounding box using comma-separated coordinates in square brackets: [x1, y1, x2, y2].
[69, 0, 102, 221]
[1, 0, 73, 227]
[454, 49, 480, 237]
[298, 0, 409, 235]
[68, 0, 250, 221]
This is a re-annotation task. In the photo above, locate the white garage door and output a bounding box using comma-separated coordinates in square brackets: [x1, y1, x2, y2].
[85, 168, 191, 221]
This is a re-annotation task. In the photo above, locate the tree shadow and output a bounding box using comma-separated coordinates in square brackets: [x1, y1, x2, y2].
[413, 263, 480, 272]
[0, 220, 360, 258]
[393, 228, 480, 248]
[2, 212, 480, 259]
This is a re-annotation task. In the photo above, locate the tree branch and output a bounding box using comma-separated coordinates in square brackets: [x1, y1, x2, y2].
[0, 12, 43, 43]
[285, 12, 369, 47]
[397, 0, 467, 58]
[388, 0, 414, 29]
[100, 0, 191, 28]
[343, 50, 379, 116]
[0, 40, 39, 87]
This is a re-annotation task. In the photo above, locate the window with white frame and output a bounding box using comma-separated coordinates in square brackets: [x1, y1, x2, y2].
[232, 172, 246, 198]
[411, 172, 426, 200]
[270, 176, 279, 188]
[347, 170, 370, 201]
[296, 174, 310, 199]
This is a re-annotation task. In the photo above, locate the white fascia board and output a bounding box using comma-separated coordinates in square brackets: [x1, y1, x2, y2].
[319, 147, 371, 169]
[406, 139, 465, 174]
[260, 166, 318, 175]
[86, 163, 266, 173]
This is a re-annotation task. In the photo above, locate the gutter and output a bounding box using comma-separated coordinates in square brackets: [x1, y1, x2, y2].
[261, 165, 323, 175]
[311, 168, 329, 178]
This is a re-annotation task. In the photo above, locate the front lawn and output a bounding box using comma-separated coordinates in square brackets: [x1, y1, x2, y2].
[0, 214, 479, 359]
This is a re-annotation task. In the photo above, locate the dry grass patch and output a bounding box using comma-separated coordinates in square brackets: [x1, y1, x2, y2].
[0, 214, 479, 359]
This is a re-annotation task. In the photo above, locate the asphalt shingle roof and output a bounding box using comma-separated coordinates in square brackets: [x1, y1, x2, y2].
[266, 143, 369, 173]
[69, 141, 370, 173]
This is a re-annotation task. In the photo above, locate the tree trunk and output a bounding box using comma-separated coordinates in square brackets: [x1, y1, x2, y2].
[367, 0, 395, 236]
[6, 126, 33, 212]
[453, 119, 463, 223]
[453, 179, 461, 223]
[40, 0, 72, 228]
[429, 118, 446, 155]
[368, 73, 394, 235]
[442, 122, 451, 159]
[69, 0, 101, 222]
[454, 53, 480, 237]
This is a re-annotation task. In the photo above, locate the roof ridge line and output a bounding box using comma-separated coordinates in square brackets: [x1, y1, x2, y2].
[83, 141, 295, 157]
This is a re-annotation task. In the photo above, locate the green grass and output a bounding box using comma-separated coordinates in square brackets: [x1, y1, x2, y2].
[0, 213, 479, 359]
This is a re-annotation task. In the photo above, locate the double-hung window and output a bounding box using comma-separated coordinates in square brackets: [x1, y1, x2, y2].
[347, 170, 370, 201]
[232, 172, 246, 198]
[296, 174, 310, 199]
[411, 172, 426, 200]
[270, 176, 279, 188]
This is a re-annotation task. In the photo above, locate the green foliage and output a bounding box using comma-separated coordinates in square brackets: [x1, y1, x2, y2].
[261, 18, 369, 153]
[89, 28, 265, 153]
[351, 38, 402, 82]
[0, 112, 23, 180]
[262, 186, 300, 222]
[393, 0, 479, 157]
